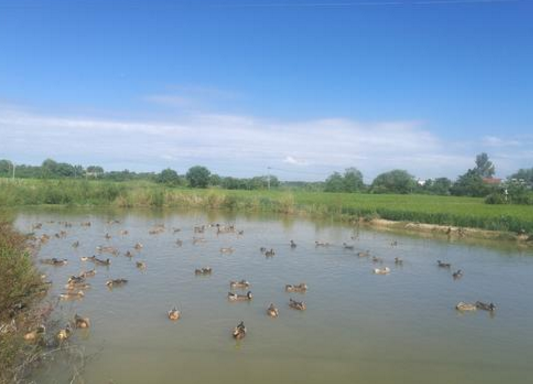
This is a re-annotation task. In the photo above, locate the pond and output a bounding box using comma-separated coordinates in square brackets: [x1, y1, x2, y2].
[15, 208, 533, 384]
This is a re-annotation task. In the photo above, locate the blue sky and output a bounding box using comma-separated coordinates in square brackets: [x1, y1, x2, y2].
[0, 0, 532, 181]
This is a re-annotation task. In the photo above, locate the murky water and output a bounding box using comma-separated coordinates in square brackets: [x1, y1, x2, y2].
[15, 208, 533, 384]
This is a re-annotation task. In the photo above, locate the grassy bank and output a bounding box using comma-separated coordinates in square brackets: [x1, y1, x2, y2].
[2, 178, 533, 234]
[0, 217, 46, 384]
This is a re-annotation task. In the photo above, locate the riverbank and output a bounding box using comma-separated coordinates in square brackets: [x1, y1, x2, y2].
[1, 179, 533, 239]
[0, 218, 47, 384]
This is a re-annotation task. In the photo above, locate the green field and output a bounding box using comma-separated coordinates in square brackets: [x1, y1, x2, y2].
[1, 178, 533, 234]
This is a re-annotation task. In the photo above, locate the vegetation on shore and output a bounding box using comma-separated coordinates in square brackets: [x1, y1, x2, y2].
[0, 218, 46, 384]
[1, 178, 533, 235]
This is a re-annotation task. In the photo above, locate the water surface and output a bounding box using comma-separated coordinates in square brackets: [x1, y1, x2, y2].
[16, 208, 533, 384]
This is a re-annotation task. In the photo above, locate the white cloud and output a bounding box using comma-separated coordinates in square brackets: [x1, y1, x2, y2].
[0, 105, 531, 180]
[283, 156, 309, 166]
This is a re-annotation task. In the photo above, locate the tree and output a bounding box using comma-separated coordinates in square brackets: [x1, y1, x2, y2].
[371, 170, 416, 194]
[156, 168, 181, 185]
[474, 152, 495, 178]
[343, 167, 364, 192]
[186, 166, 211, 188]
[430, 177, 452, 195]
[324, 172, 345, 192]
[451, 169, 490, 197]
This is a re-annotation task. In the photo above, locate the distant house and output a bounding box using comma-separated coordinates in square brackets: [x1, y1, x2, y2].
[482, 177, 501, 185]
[417, 179, 427, 186]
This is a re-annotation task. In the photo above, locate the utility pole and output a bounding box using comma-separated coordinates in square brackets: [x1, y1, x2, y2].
[267, 166, 271, 190]
[11, 161, 16, 181]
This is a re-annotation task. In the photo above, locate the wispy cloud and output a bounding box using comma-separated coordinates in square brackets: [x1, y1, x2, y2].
[0, 105, 530, 180]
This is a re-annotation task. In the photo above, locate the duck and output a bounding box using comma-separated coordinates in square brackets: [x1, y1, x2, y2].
[168, 307, 181, 321]
[67, 275, 86, 285]
[125, 251, 134, 258]
[24, 325, 46, 342]
[80, 255, 95, 262]
[56, 324, 72, 342]
[437, 260, 451, 268]
[220, 247, 234, 254]
[176, 239, 183, 247]
[136, 261, 147, 269]
[65, 282, 91, 291]
[237, 230, 244, 235]
[94, 257, 111, 266]
[259, 247, 267, 253]
[343, 243, 354, 250]
[173, 228, 181, 233]
[40, 258, 68, 266]
[267, 303, 279, 318]
[475, 301, 496, 312]
[391, 241, 398, 247]
[74, 314, 90, 328]
[120, 230, 129, 236]
[290, 240, 297, 248]
[229, 280, 250, 289]
[264, 249, 275, 257]
[232, 321, 246, 339]
[72, 240, 80, 248]
[285, 283, 308, 293]
[289, 298, 306, 311]
[106, 278, 128, 288]
[195, 267, 212, 275]
[105, 233, 112, 240]
[372, 256, 384, 264]
[228, 291, 253, 301]
[357, 250, 370, 258]
[315, 241, 330, 247]
[456, 302, 477, 311]
[134, 242, 143, 250]
[452, 270, 463, 280]
[79, 269, 96, 278]
[373, 267, 391, 275]
[394, 257, 403, 265]
[59, 291, 85, 300]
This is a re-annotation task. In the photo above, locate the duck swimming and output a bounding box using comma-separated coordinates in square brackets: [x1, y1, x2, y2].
[453, 270, 463, 280]
[230, 280, 250, 289]
[289, 298, 306, 311]
[437, 260, 451, 268]
[195, 267, 212, 275]
[136, 261, 147, 269]
[373, 267, 391, 275]
[264, 249, 275, 257]
[267, 303, 279, 318]
[24, 325, 46, 342]
[79, 269, 96, 278]
[74, 314, 90, 328]
[40, 258, 68, 266]
[233, 321, 246, 339]
[168, 307, 181, 321]
[56, 324, 72, 342]
[394, 257, 403, 265]
[475, 301, 496, 312]
[228, 291, 253, 301]
[285, 283, 308, 293]
[456, 302, 477, 311]
[290, 240, 297, 248]
[343, 243, 354, 250]
[59, 290, 85, 301]
[106, 278, 128, 288]
[357, 250, 370, 258]
[220, 247, 234, 254]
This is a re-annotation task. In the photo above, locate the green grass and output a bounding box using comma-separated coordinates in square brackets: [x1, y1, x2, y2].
[0, 218, 45, 384]
[1, 178, 533, 234]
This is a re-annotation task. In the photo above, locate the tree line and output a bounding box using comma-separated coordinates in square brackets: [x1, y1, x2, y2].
[1, 154, 531, 203]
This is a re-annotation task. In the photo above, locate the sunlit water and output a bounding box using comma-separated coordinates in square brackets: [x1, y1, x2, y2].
[14, 208, 533, 384]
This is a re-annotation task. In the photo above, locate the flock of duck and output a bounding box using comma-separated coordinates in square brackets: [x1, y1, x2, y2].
[26, 218, 496, 346]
